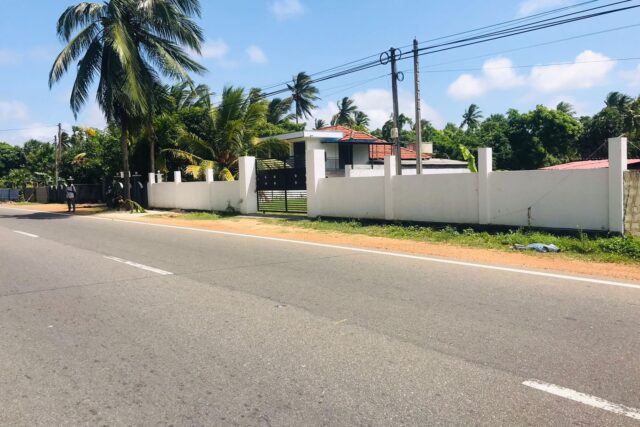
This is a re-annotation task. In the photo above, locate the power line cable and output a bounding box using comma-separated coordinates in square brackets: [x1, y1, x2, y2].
[0, 125, 58, 133]
[411, 0, 632, 56]
[416, 0, 604, 46]
[408, 4, 640, 60]
[399, 56, 640, 74]
[408, 23, 640, 71]
[253, 0, 612, 94]
[207, 2, 638, 111]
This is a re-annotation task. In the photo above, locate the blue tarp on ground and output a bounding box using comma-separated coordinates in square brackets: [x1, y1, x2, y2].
[0, 189, 20, 201]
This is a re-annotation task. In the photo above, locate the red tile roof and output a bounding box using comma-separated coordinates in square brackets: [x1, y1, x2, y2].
[316, 125, 387, 144]
[369, 144, 432, 161]
[316, 125, 430, 161]
[542, 159, 640, 170]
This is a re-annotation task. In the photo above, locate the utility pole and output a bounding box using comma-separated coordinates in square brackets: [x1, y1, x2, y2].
[413, 38, 423, 175]
[54, 135, 59, 185]
[56, 123, 62, 184]
[389, 47, 402, 175]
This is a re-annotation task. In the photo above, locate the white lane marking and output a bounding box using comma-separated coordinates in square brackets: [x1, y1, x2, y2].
[2, 206, 639, 290]
[13, 230, 39, 238]
[104, 256, 173, 276]
[523, 380, 640, 420]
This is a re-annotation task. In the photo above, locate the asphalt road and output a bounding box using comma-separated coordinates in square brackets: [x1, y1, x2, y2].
[1, 206, 639, 426]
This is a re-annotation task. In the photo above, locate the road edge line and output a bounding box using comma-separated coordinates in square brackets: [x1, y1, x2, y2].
[2, 206, 639, 290]
[523, 379, 640, 420]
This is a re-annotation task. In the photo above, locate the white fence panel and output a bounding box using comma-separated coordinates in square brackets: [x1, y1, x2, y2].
[175, 182, 211, 211]
[148, 183, 177, 209]
[489, 169, 609, 230]
[210, 181, 241, 211]
[317, 176, 385, 219]
[392, 173, 479, 223]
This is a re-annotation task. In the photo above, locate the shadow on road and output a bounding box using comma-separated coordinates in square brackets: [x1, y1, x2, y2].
[0, 212, 73, 221]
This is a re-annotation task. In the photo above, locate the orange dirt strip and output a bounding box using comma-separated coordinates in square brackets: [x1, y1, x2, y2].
[6, 203, 640, 282]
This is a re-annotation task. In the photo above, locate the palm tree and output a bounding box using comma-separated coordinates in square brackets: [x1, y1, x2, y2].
[331, 97, 358, 126]
[354, 111, 370, 128]
[397, 113, 414, 130]
[314, 119, 326, 129]
[166, 86, 288, 180]
[556, 101, 576, 117]
[605, 92, 633, 110]
[460, 104, 483, 130]
[49, 0, 205, 204]
[165, 81, 212, 112]
[287, 72, 319, 123]
[267, 98, 294, 124]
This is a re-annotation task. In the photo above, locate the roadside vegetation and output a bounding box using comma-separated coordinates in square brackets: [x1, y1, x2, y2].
[271, 219, 640, 264]
[141, 210, 640, 264]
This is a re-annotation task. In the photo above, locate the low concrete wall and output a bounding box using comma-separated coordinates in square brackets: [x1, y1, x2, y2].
[392, 173, 479, 223]
[175, 181, 211, 211]
[317, 176, 385, 219]
[210, 181, 242, 211]
[306, 138, 628, 233]
[147, 156, 256, 214]
[490, 169, 609, 230]
[625, 171, 640, 236]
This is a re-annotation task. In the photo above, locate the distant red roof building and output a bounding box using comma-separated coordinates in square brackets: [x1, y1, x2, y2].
[315, 125, 432, 161]
[316, 125, 387, 144]
[369, 144, 432, 161]
[542, 159, 640, 170]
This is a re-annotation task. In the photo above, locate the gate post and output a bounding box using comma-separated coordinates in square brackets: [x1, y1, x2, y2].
[307, 149, 325, 218]
[238, 156, 257, 214]
[609, 137, 627, 234]
[478, 147, 492, 225]
[384, 155, 396, 220]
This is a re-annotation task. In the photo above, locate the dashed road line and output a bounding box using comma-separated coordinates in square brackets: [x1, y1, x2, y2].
[523, 379, 640, 420]
[1, 206, 639, 290]
[13, 230, 39, 238]
[104, 256, 173, 276]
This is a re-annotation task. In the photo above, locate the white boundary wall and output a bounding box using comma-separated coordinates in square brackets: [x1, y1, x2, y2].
[306, 138, 628, 233]
[146, 139, 628, 233]
[147, 156, 257, 214]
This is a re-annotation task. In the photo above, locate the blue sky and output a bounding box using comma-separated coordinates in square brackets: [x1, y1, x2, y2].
[1, 0, 639, 144]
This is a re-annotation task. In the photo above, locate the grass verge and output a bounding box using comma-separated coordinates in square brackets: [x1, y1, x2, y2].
[143, 210, 640, 264]
[264, 218, 640, 264]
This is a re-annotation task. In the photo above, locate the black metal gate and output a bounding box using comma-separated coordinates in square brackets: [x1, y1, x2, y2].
[256, 156, 307, 213]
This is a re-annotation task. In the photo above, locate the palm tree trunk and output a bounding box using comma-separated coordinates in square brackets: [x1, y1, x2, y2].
[120, 123, 131, 208]
[147, 123, 156, 175]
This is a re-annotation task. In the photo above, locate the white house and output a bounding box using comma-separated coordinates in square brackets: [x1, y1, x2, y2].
[266, 125, 469, 176]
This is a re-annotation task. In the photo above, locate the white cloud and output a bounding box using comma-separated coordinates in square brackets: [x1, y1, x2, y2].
[0, 123, 59, 145]
[200, 39, 229, 60]
[517, 0, 569, 16]
[76, 101, 107, 130]
[246, 45, 268, 64]
[529, 50, 615, 92]
[197, 38, 237, 67]
[448, 57, 525, 99]
[311, 88, 444, 131]
[0, 49, 20, 65]
[0, 100, 29, 121]
[621, 64, 640, 87]
[447, 50, 615, 99]
[270, 0, 304, 20]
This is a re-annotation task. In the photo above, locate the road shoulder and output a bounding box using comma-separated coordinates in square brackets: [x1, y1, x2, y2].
[4, 203, 638, 283]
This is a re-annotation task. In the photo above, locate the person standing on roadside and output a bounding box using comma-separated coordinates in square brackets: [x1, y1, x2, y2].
[65, 178, 77, 213]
